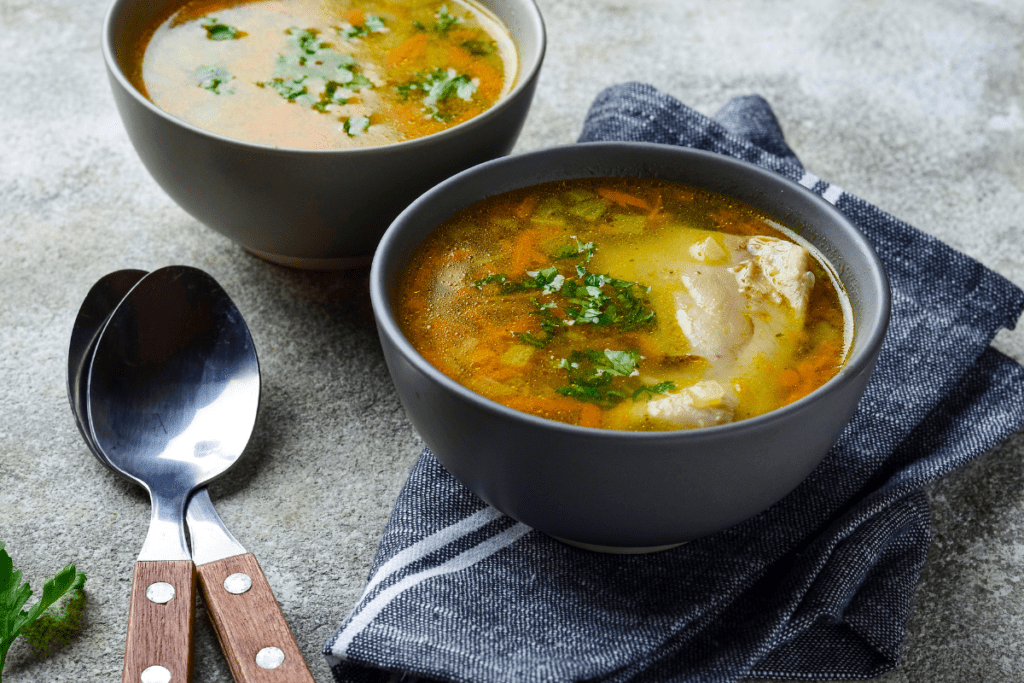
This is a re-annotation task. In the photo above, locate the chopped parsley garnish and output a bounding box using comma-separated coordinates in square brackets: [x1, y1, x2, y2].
[338, 13, 388, 40]
[552, 237, 595, 262]
[260, 76, 309, 101]
[433, 5, 462, 32]
[631, 381, 677, 400]
[460, 39, 493, 55]
[471, 240, 665, 406]
[313, 80, 350, 110]
[201, 17, 242, 40]
[343, 115, 370, 136]
[194, 65, 233, 94]
[555, 349, 635, 406]
[261, 28, 374, 109]
[395, 67, 476, 121]
[554, 350, 676, 406]
[473, 262, 656, 345]
[469, 237, 674, 410]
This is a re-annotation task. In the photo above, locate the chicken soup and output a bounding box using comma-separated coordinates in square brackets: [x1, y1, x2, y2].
[396, 178, 853, 431]
[129, 0, 517, 149]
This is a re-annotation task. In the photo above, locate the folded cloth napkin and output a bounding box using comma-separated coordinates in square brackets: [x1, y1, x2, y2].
[325, 83, 1024, 683]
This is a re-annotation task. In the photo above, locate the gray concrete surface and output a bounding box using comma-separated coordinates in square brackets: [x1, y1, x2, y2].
[2, 0, 1023, 681]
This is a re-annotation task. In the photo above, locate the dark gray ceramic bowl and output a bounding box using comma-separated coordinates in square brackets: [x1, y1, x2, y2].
[371, 142, 890, 551]
[102, 0, 545, 269]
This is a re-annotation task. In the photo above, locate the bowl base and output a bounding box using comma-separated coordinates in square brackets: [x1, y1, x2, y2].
[244, 245, 373, 270]
[550, 535, 687, 554]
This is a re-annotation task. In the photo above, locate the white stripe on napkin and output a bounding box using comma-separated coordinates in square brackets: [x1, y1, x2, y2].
[330, 521, 532, 660]
[362, 506, 505, 598]
[822, 184, 844, 205]
[798, 171, 819, 189]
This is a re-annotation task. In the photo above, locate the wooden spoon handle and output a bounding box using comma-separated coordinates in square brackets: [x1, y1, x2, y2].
[196, 553, 315, 683]
[123, 560, 196, 683]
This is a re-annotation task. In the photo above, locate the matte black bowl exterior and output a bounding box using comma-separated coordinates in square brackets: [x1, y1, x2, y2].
[102, 0, 545, 269]
[371, 143, 891, 549]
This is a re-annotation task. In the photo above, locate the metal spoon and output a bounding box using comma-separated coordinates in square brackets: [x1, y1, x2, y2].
[85, 266, 313, 683]
[67, 271, 246, 568]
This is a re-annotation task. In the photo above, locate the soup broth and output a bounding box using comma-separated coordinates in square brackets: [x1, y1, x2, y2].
[397, 178, 853, 431]
[131, 0, 516, 149]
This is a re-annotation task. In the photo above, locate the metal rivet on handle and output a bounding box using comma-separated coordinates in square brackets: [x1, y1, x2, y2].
[141, 665, 172, 683]
[223, 572, 253, 595]
[146, 582, 175, 604]
[256, 646, 285, 669]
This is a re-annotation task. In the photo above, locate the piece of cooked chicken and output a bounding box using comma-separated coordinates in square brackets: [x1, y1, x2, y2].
[591, 227, 817, 428]
[644, 379, 739, 428]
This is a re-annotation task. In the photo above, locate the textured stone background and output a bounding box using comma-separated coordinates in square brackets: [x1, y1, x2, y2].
[1, 0, 1022, 681]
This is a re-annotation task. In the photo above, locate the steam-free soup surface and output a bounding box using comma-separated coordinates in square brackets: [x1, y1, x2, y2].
[133, 0, 516, 149]
[397, 178, 852, 431]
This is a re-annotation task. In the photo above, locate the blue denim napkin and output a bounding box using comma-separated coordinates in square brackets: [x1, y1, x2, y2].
[324, 83, 1024, 683]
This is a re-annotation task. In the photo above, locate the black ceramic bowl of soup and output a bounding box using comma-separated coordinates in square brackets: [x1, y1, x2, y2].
[370, 142, 890, 551]
[102, 0, 545, 268]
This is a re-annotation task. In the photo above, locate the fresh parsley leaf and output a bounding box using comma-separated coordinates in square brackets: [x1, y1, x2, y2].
[472, 243, 657, 348]
[551, 237, 595, 262]
[424, 70, 475, 103]
[339, 13, 388, 40]
[201, 17, 242, 40]
[395, 68, 475, 120]
[433, 5, 462, 32]
[259, 76, 309, 101]
[313, 80, 349, 111]
[555, 349, 641, 406]
[365, 14, 387, 32]
[1, 543, 86, 677]
[345, 73, 374, 91]
[343, 116, 370, 136]
[473, 273, 510, 289]
[294, 28, 324, 54]
[460, 39, 493, 55]
[194, 65, 233, 94]
[516, 331, 548, 348]
[632, 381, 676, 400]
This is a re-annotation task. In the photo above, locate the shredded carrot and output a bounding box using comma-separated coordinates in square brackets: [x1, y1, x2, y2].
[509, 228, 547, 276]
[481, 365, 521, 382]
[623, 333, 665, 365]
[386, 33, 428, 68]
[500, 396, 604, 428]
[445, 46, 502, 101]
[443, 247, 472, 262]
[597, 188, 650, 211]
[782, 339, 843, 405]
[646, 193, 664, 223]
[468, 346, 497, 366]
[385, 99, 443, 140]
[343, 9, 365, 25]
[578, 403, 603, 429]
[514, 194, 539, 219]
[779, 368, 801, 389]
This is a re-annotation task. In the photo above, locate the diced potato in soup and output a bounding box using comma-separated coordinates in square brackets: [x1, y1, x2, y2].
[128, 0, 517, 149]
[396, 178, 853, 431]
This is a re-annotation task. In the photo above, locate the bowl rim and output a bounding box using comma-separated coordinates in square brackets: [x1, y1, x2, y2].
[100, 0, 547, 156]
[370, 141, 892, 445]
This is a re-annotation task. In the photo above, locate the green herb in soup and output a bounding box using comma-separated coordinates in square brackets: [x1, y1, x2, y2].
[130, 0, 516, 149]
[396, 178, 853, 431]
